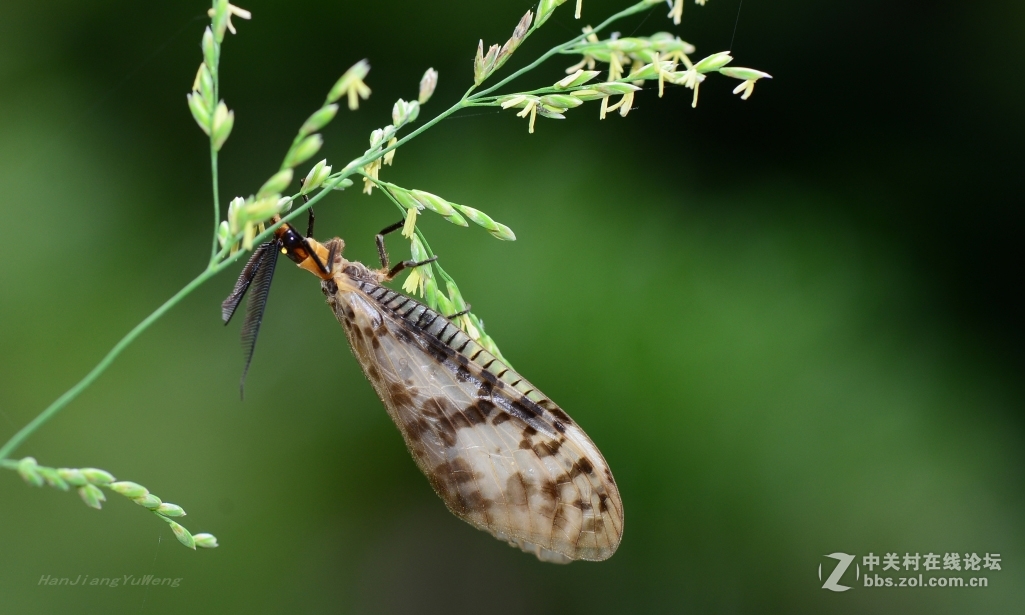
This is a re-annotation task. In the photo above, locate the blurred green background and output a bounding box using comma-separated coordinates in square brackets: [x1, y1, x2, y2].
[1, 0, 1022, 613]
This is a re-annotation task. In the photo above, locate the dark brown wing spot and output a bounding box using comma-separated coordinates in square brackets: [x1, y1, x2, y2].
[548, 405, 572, 424]
[429, 465, 490, 518]
[394, 328, 415, 344]
[492, 412, 511, 426]
[449, 410, 471, 431]
[553, 421, 567, 433]
[452, 489, 489, 517]
[366, 365, 381, 381]
[477, 380, 494, 399]
[387, 382, 413, 408]
[476, 400, 496, 417]
[422, 398, 461, 446]
[582, 514, 605, 533]
[405, 417, 430, 443]
[575, 458, 594, 476]
[435, 458, 476, 484]
[504, 473, 529, 506]
[422, 397, 452, 418]
[548, 439, 563, 456]
[424, 341, 450, 365]
[511, 399, 540, 419]
[598, 493, 610, 512]
[533, 439, 562, 458]
[523, 425, 537, 437]
[575, 498, 592, 512]
[427, 472, 453, 499]
[437, 427, 456, 447]
[540, 479, 559, 500]
[460, 404, 485, 426]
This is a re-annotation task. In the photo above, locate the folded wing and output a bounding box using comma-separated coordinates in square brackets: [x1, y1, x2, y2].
[326, 276, 624, 562]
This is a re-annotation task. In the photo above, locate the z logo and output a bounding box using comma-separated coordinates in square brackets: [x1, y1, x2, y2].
[819, 553, 859, 592]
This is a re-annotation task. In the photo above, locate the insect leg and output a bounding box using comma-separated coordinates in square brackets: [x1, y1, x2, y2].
[375, 220, 405, 270]
[325, 239, 339, 275]
[304, 201, 316, 238]
[298, 178, 315, 237]
[446, 304, 471, 319]
[386, 255, 438, 280]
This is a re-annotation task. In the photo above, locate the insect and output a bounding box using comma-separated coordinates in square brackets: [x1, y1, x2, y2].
[222, 206, 624, 563]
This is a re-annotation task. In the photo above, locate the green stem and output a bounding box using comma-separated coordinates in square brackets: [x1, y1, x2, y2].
[467, 79, 634, 105]
[208, 0, 223, 261]
[209, 146, 220, 261]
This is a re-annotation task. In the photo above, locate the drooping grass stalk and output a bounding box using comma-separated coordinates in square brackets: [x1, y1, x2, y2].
[3, 457, 217, 549]
[467, 1, 654, 101]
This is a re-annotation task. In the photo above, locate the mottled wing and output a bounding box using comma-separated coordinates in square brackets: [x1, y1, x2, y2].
[324, 270, 624, 563]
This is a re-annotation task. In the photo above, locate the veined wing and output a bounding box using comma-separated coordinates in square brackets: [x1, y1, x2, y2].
[324, 267, 624, 563]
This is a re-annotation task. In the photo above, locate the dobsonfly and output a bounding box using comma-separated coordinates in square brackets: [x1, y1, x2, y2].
[222, 208, 623, 563]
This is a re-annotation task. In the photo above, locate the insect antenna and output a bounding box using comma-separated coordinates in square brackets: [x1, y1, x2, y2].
[219, 241, 281, 398]
[222, 241, 277, 324]
[237, 243, 279, 398]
